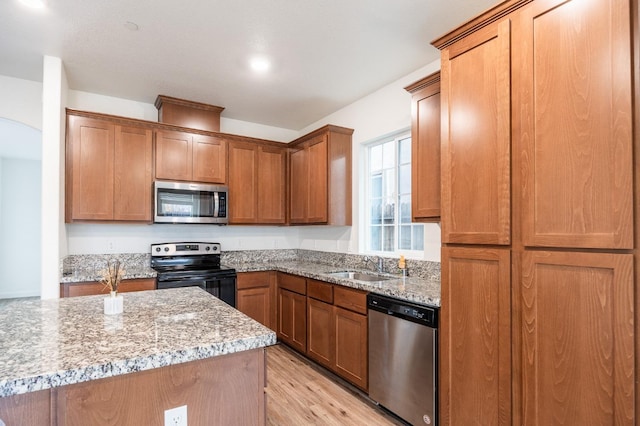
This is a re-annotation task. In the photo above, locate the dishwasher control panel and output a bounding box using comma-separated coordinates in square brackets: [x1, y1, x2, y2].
[367, 293, 438, 327]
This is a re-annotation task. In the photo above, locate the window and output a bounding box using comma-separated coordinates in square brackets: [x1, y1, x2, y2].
[365, 132, 424, 254]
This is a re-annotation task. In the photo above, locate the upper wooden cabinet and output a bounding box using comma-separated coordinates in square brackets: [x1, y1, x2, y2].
[514, 0, 633, 250]
[66, 113, 153, 222]
[155, 130, 227, 184]
[439, 19, 512, 245]
[405, 72, 441, 222]
[228, 140, 286, 224]
[289, 125, 353, 225]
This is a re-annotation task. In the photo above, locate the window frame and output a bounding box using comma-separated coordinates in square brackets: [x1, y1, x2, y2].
[362, 130, 424, 258]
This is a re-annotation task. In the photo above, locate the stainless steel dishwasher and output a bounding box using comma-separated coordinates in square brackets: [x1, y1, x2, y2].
[368, 293, 438, 425]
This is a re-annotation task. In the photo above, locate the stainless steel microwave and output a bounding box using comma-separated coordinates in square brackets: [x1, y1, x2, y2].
[154, 181, 228, 224]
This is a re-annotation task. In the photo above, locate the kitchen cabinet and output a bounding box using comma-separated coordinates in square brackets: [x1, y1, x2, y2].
[306, 279, 368, 391]
[434, 0, 636, 424]
[236, 271, 276, 329]
[60, 278, 156, 298]
[289, 125, 353, 225]
[228, 140, 286, 224]
[404, 72, 441, 222]
[440, 18, 511, 245]
[277, 273, 307, 353]
[66, 113, 153, 222]
[440, 246, 511, 425]
[521, 250, 634, 424]
[155, 129, 227, 184]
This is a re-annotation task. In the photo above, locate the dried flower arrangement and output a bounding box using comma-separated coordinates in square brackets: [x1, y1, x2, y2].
[100, 259, 126, 295]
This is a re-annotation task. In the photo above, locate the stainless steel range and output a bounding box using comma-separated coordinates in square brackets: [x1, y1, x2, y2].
[150, 242, 236, 307]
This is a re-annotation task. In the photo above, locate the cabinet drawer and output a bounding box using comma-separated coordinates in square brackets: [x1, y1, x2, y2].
[60, 278, 156, 298]
[307, 279, 333, 303]
[237, 271, 271, 290]
[278, 273, 306, 295]
[334, 286, 367, 315]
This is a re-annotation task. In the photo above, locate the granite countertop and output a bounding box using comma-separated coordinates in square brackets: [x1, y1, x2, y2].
[0, 287, 276, 398]
[231, 260, 441, 307]
[60, 265, 157, 283]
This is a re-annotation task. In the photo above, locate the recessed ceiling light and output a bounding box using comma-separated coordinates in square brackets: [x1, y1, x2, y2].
[19, 0, 46, 9]
[124, 21, 139, 31]
[250, 57, 271, 73]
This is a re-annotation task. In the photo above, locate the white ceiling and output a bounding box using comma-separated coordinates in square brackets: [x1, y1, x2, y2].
[0, 0, 497, 130]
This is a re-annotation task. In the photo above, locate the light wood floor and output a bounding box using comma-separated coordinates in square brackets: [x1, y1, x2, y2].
[266, 344, 406, 425]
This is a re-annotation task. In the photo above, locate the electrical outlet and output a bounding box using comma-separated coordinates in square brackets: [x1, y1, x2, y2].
[164, 405, 187, 426]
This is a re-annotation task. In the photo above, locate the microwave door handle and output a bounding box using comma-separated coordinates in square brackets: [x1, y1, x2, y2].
[214, 192, 219, 217]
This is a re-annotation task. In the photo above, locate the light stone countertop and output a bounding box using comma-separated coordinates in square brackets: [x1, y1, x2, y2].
[231, 260, 441, 307]
[0, 287, 276, 397]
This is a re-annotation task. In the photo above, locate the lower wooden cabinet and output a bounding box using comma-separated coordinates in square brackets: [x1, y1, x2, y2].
[334, 306, 368, 390]
[60, 278, 156, 298]
[236, 271, 276, 329]
[277, 273, 307, 353]
[306, 279, 368, 391]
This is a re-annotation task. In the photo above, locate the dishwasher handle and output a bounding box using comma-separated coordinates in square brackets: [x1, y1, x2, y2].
[367, 293, 438, 328]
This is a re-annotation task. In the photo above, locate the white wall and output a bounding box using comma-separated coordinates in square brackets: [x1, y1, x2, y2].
[0, 75, 43, 130]
[297, 60, 442, 261]
[0, 158, 41, 298]
[40, 56, 68, 299]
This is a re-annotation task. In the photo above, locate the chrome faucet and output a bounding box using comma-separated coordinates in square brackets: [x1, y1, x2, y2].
[364, 256, 384, 273]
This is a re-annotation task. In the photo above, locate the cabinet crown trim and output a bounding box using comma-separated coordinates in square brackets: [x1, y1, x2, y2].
[431, 0, 532, 49]
[290, 124, 354, 147]
[154, 95, 225, 113]
[404, 71, 441, 93]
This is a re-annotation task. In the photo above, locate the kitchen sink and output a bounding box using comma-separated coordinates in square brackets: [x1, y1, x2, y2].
[327, 271, 394, 282]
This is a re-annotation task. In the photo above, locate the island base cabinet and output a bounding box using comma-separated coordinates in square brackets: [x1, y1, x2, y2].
[0, 389, 51, 426]
[55, 348, 267, 426]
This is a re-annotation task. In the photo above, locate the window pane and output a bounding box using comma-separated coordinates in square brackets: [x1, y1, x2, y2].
[370, 226, 381, 251]
[382, 199, 394, 223]
[371, 199, 382, 224]
[412, 224, 424, 250]
[399, 195, 411, 223]
[371, 173, 382, 198]
[384, 169, 395, 198]
[382, 225, 395, 252]
[382, 141, 395, 169]
[399, 225, 412, 250]
[399, 164, 411, 194]
[371, 144, 383, 172]
[399, 137, 411, 164]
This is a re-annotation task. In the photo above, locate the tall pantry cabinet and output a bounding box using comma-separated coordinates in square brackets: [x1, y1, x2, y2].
[434, 0, 636, 424]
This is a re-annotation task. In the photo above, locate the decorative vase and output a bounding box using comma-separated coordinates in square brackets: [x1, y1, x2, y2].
[104, 291, 123, 315]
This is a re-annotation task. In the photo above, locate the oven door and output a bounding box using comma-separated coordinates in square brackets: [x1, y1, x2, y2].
[156, 271, 236, 307]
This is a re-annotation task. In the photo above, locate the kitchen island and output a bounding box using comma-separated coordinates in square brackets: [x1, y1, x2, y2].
[0, 287, 276, 425]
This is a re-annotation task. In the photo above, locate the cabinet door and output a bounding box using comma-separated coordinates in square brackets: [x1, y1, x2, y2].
[67, 116, 115, 221]
[334, 306, 368, 391]
[440, 19, 511, 245]
[113, 125, 153, 221]
[440, 246, 511, 426]
[237, 287, 271, 329]
[307, 298, 334, 369]
[289, 147, 308, 223]
[228, 141, 257, 223]
[257, 146, 286, 224]
[278, 288, 306, 353]
[521, 251, 634, 425]
[155, 130, 193, 181]
[193, 134, 227, 184]
[515, 0, 633, 249]
[307, 136, 328, 223]
[411, 77, 441, 221]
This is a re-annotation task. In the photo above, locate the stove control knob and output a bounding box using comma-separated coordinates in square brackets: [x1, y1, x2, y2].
[213, 246, 219, 252]
[205, 246, 210, 251]
[155, 247, 161, 252]
[164, 247, 169, 252]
